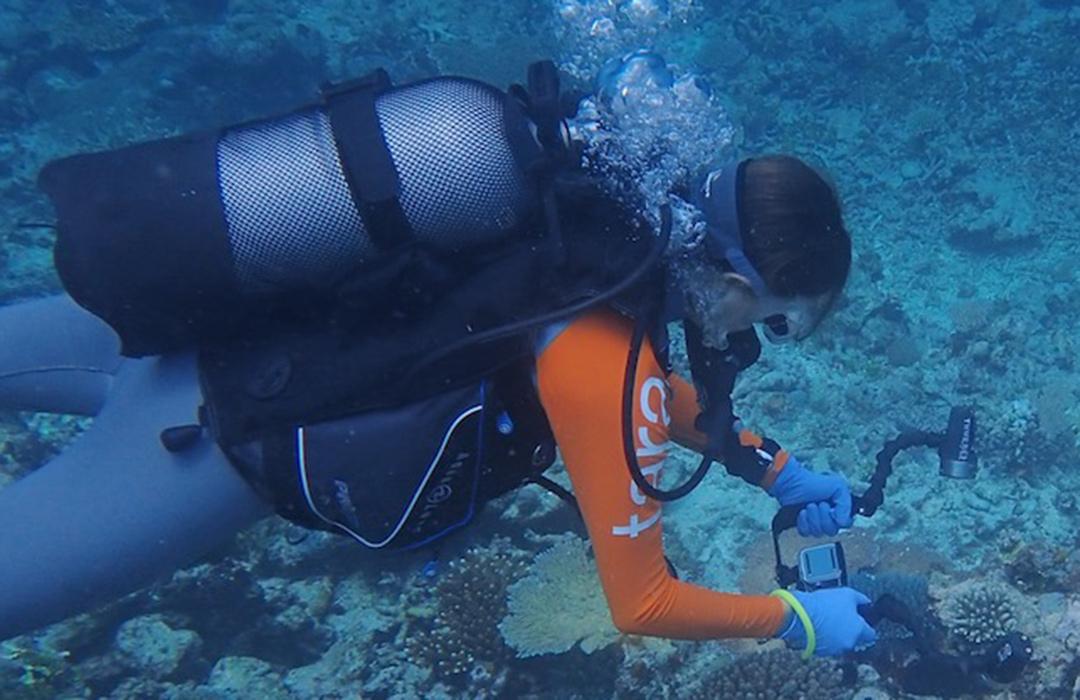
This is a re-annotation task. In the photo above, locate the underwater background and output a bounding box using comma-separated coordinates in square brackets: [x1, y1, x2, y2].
[0, 0, 1078, 698]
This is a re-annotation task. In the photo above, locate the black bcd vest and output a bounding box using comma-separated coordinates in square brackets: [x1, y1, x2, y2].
[39, 63, 668, 549]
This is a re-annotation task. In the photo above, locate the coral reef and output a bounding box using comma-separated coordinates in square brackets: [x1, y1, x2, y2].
[27, 3, 154, 56]
[206, 656, 291, 700]
[2, 0, 1080, 698]
[0, 413, 87, 480]
[0, 642, 79, 700]
[998, 533, 1080, 594]
[404, 539, 530, 684]
[981, 398, 1055, 477]
[679, 648, 851, 700]
[499, 533, 620, 658]
[1031, 379, 1079, 442]
[935, 579, 1024, 650]
[849, 570, 931, 639]
[114, 614, 203, 681]
[612, 636, 682, 699]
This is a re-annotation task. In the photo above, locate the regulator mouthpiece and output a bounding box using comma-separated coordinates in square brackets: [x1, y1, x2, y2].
[939, 406, 978, 479]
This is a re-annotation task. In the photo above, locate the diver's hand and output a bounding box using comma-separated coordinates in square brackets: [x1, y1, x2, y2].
[768, 456, 853, 537]
[777, 588, 877, 657]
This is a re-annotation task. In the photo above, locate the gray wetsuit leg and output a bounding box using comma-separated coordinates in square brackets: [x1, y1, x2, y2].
[0, 295, 271, 641]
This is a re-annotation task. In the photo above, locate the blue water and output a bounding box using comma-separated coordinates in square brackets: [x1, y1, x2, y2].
[1, 1, 1078, 698]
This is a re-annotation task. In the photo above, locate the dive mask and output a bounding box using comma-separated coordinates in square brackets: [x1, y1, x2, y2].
[757, 295, 828, 343]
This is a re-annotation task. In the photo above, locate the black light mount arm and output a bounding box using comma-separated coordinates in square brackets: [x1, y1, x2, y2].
[772, 406, 977, 588]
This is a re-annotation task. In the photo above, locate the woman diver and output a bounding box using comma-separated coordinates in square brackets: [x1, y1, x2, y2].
[0, 56, 874, 660]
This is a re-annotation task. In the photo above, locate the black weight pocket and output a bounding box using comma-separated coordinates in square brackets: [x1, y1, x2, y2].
[269, 382, 487, 550]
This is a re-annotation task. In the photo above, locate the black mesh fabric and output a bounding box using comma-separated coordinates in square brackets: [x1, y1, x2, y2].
[218, 78, 533, 294]
[217, 110, 371, 295]
[41, 73, 543, 356]
[377, 78, 530, 245]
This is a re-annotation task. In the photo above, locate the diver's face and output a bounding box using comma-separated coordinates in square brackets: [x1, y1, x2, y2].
[685, 272, 832, 348]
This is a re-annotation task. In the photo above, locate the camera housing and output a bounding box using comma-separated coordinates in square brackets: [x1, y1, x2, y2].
[797, 542, 847, 591]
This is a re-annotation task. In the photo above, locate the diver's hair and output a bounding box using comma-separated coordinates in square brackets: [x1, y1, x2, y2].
[738, 155, 851, 299]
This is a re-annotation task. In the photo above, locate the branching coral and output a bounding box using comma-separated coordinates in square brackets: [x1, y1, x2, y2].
[680, 648, 849, 700]
[937, 580, 1021, 649]
[499, 533, 620, 658]
[981, 398, 1057, 476]
[404, 539, 529, 681]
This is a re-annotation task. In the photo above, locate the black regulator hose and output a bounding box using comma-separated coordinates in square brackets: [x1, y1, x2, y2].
[621, 311, 716, 502]
[402, 203, 673, 392]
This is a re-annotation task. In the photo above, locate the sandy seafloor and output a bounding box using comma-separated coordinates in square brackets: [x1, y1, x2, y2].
[0, 1, 1078, 698]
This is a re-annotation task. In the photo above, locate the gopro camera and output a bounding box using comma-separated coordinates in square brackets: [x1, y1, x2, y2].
[797, 542, 847, 591]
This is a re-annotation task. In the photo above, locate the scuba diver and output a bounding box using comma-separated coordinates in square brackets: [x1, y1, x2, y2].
[0, 57, 874, 660]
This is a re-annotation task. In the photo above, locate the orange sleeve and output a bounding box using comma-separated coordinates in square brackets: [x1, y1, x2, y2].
[535, 309, 785, 640]
[667, 373, 708, 452]
[668, 374, 790, 491]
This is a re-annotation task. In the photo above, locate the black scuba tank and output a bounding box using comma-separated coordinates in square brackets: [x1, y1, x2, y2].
[39, 70, 548, 357]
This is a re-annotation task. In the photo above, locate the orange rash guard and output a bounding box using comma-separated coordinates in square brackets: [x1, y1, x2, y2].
[535, 308, 785, 639]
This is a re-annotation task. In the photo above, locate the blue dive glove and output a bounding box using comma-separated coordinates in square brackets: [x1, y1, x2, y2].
[768, 455, 853, 537]
[774, 587, 877, 657]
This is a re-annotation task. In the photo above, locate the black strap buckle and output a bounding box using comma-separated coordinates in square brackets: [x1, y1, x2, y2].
[525, 60, 572, 165]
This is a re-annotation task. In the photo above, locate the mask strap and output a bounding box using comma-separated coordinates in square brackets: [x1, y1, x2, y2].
[702, 162, 770, 297]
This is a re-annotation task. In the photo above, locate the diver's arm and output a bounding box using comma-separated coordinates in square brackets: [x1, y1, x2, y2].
[667, 373, 791, 491]
[666, 373, 708, 451]
[536, 309, 786, 639]
[667, 368, 849, 538]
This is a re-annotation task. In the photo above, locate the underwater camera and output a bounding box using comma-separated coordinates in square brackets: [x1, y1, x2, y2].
[770, 406, 1033, 697]
[770, 406, 980, 591]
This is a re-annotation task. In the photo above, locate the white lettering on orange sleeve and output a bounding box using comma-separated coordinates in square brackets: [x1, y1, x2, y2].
[614, 375, 670, 536]
[640, 377, 671, 426]
[612, 510, 662, 538]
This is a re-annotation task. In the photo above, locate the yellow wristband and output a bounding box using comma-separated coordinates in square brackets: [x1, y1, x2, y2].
[771, 589, 816, 660]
